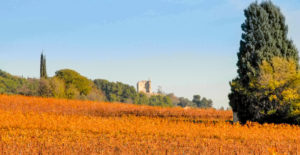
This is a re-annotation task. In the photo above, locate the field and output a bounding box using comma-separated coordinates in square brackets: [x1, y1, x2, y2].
[0, 95, 299, 154]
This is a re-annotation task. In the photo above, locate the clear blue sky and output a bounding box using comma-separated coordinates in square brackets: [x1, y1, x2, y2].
[1, 0, 300, 108]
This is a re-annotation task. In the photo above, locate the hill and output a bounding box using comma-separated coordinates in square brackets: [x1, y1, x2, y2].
[0, 69, 174, 107]
[0, 68, 214, 108]
[0, 70, 26, 94]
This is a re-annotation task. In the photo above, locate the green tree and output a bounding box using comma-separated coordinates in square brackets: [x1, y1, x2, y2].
[65, 84, 80, 99]
[55, 69, 92, 96]
[252, 57, 300, 124]
[200, 97, 213, 108]
[149, 95, 172, 107]
[177, 97, 195, 107]
[18, 78, 40, 96]
[38, 78, 52, 97]
[192, 95, 213, 108]
[94, 79, 138, 103]
[0, 70, 26, 94]
[135, 93, 148, 105]
[192, 95, 201, 107]
[85, 88, 105, 101]
[40, 53, 48, 79]
[229, 1, 299, 123]
[49, 77, 65, 98]
[167, 93, 180, 106]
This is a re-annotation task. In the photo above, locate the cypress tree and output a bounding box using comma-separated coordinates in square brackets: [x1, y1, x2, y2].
[40, 53, 43, 78]
[40, 52, 48, 79]
[229, 1, 299, 123]
[43, 55, 47, 78]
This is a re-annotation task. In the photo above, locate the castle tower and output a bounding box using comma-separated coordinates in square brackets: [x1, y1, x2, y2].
[137, 80, 152, 94]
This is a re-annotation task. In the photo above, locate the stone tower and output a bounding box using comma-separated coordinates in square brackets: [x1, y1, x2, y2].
[137, 80, 152, 94]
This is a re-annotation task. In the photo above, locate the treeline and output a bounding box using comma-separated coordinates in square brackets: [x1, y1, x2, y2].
[0, 69, 170, 106]
[0, 69, 103, 100]
[0, 68, 213, 108]
[167, 94, 213, 108]
[0, 53, 214, 108]
[94, 79, 173, 107]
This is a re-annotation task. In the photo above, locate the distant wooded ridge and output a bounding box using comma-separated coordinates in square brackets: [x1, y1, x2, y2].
[0, 54, 214, 109]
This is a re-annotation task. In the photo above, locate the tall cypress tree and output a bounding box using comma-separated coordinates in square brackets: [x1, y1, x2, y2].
[40, 52, 48, 79]
[229, 1, 299, 123]
[43, 55, 47, 78]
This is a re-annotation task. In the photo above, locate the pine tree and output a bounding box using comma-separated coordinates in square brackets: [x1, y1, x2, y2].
[229, 1, 299, 123]
[40, 52, 48, 79]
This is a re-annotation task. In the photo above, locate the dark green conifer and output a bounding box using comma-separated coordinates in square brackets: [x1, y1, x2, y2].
[40, 52, 48, 79]
[229, 1, 299, 123]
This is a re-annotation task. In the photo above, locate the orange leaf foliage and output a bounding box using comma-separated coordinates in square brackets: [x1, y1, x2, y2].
[0, 94, 299, 154]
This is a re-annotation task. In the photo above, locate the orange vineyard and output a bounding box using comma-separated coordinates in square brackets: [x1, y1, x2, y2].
[0, 94, 299, 154]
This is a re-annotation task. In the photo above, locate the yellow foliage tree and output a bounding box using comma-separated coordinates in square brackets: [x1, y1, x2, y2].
[250, 57, 300, 123]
